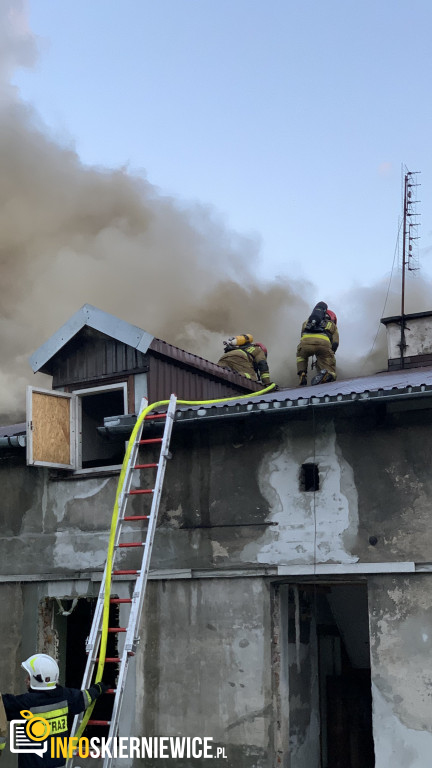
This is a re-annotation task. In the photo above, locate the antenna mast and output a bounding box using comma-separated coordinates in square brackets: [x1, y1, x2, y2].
[399, 168, 421, 367]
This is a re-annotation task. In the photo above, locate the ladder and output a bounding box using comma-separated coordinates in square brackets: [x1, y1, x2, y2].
[69, 394, 177, 764]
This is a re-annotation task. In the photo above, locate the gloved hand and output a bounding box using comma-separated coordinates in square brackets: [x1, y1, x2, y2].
[95, 681, 110, 695]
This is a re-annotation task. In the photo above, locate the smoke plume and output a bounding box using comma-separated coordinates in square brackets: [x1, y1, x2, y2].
[1, 0, 432, 422]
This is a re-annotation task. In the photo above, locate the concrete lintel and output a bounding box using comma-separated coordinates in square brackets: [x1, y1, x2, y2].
[277, 562, 416, 576]
[0, 573, 97, 583]
[148, 569, 193, 580]
[189, 567, 278, 579]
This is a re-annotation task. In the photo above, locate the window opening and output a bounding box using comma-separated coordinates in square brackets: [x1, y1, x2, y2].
[300, 462, 319, 492]
[74, 383, 127, 470]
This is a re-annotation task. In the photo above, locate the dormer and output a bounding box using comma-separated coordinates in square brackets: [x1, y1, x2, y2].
[27, 304, 261, 473]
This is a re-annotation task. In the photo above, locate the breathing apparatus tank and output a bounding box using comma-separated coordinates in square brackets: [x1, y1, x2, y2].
[227, 334, 254, 347]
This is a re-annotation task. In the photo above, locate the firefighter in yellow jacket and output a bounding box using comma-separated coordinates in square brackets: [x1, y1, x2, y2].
[297, 302, 339, 386]
[217, 334, 272, 385]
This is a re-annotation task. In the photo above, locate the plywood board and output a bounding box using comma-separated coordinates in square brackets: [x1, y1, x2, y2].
[32, 391, 71, 465]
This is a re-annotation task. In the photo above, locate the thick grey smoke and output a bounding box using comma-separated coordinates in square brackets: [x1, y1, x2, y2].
[1, 0, 431, 422]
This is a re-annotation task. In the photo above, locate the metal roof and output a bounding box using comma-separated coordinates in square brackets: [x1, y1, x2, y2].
[30, 304, 154, 373]
[148, 337, 262, 393]
[175, 366, 432, 422]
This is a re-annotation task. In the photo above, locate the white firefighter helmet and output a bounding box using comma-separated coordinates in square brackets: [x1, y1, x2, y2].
[22, 654, 59, 690]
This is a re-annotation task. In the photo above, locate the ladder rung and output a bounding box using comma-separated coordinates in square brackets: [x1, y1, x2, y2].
[139, 438, 163, 445]
[118, 542, 144, 548]
[134, 463, 159, 469]
[108, 627, 127, 633]
[113, 569, 140, 575]
[129, 488, 153, 495]
[96, 657, 121, 663]
[124, 515, 149, 521]
[88, 720, 111, 726]
[144, 413, 167, 420]
[110, 598, 132, 603]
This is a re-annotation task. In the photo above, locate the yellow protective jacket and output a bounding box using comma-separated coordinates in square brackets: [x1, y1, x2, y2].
[217, 344, 271, 383]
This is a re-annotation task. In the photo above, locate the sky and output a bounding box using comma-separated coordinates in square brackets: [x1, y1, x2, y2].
[2, 0, 432, 417]
[11, 0, 432, 295]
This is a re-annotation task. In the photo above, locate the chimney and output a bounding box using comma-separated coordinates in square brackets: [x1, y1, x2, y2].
[381, 311, 432, 371]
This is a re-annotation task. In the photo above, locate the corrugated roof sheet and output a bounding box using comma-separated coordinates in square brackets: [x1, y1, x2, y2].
[148, 337, 262, 392]
[175, 366, 432, 421]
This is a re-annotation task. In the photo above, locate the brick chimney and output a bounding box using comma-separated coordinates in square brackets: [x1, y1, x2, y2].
[381, 311, 432, 370]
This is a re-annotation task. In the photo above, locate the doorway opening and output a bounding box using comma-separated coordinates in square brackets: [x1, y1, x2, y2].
[278, 582, 375, 768]
[39, 597, 120, 738]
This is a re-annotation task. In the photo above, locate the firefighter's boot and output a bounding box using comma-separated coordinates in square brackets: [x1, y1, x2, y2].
[298, 372, 307, 387]
[311, 369, 333, 386]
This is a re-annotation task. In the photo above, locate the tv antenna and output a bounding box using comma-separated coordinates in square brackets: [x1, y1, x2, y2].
[399, 168, 421, 367]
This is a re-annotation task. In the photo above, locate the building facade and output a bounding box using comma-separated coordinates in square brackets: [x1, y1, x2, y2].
[1, 308, 432, 768]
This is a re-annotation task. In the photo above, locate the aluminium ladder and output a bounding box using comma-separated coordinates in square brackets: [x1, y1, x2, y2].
[69, 394, 177, 765]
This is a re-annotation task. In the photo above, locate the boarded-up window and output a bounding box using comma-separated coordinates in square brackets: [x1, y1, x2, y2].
[27, 387, 76, 468]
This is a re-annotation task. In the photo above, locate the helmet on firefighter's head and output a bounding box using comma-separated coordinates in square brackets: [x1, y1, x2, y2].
[326, 310, 337, 324]
[255, 342, 268, 357]
[22, 654, 59, 690]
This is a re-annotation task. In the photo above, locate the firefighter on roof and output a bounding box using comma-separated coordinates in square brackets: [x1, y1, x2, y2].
[296, 302, 339, 386]
[217, 334, 272, 385]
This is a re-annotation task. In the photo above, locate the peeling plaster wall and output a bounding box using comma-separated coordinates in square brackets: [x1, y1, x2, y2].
[368, 575, 432, 767]
[243, 421, 359, 566]
[0, 458, 120, 575]
[134, 577, 273, 768]
[2, 406, 432, 576]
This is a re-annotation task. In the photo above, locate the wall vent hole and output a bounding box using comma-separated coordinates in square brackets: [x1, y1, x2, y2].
[300, 463, 319, 492]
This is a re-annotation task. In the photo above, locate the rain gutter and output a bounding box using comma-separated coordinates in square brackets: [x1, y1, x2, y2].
[94, 384, 432, 438]
[0, 435, 26, 448]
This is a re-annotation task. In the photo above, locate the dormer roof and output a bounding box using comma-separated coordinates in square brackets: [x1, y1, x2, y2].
[29, 304, 154, 375]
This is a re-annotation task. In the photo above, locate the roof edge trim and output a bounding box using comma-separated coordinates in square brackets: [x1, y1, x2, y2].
[29, 304, 154, 373]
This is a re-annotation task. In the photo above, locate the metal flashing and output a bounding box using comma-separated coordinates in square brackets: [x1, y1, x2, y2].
[29, 304, 154, 373]
[277, 562, 415, 575]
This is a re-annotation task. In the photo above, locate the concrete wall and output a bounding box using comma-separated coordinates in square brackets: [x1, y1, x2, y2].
[132, 577, 273, 768]
[368, 574, 432, 768]
[385, 315, 432, 359]
[1, 402, 432, 577]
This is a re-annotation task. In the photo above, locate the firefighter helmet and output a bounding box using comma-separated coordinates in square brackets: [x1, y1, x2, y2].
[22, 654, 59, 690]
[326, 310, 337, 324]
[255, 342, 268, 357]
